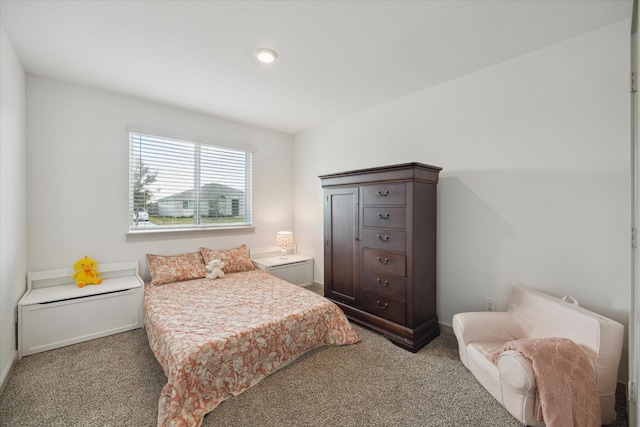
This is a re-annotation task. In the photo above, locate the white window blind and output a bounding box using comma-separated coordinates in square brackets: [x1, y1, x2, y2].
[129, 132, 253, 231]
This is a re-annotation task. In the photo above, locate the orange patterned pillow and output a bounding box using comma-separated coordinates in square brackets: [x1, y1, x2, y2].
[200, 244, 256, 274]
[147, 252, 208, 286]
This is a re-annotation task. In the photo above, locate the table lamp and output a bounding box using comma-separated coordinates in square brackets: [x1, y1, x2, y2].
[276, 231, 294, 259]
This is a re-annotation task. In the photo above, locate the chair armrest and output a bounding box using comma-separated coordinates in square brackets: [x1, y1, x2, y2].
[452, 311, 520, 345]
[497, 350, 536, 393]
[452, 311, 520, 367]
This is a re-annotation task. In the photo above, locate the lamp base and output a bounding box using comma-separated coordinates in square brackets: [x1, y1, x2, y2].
[280, 248, 288, 259]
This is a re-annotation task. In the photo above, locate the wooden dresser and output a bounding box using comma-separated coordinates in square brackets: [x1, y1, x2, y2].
[320, 162, 441, 352]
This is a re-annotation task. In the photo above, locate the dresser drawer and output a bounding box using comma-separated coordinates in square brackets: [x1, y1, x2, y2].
[362, 270, 405, 301]
[361, 228, 405, 252]
[362, 291, 405, 324]
[363, 183, 406, 206]
[363, 207, 406, 229]
[363, 249, 406, 276]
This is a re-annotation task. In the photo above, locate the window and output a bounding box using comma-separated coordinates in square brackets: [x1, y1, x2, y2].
[129, 131, 253, 231]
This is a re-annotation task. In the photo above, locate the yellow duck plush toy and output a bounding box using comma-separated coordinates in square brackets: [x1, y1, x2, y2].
[71, 256, 103, 288]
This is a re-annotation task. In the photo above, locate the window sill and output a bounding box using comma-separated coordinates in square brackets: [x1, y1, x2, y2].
[126, 225, 257, 240]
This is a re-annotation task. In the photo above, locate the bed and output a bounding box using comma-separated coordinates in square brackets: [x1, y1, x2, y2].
[144, 259, 359, 427]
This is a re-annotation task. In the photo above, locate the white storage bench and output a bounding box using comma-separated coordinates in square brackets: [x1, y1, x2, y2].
[18, 261, 143, 358]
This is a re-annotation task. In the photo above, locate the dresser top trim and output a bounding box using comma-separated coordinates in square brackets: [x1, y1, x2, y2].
[319, 162, 442, 187]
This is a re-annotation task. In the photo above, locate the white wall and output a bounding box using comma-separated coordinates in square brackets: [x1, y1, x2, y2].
[0, 24, 27, 390]
[294, 20, 630, 350]
[26, 76, 294, 280]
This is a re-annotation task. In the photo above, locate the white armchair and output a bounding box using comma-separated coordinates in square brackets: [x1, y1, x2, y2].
[452, 286, 624, 426]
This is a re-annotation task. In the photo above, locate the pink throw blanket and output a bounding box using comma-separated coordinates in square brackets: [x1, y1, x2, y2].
[491, 337, 600, 427]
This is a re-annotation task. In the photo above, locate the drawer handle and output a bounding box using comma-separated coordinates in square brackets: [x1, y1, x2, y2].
[376, 278, 389, 287]
[377, 212, 390, 219]
[377, 234, 389, 242]
[377, 190, 389, 196]
[376, 301, 389, 310]
[376, 256, 389, 265]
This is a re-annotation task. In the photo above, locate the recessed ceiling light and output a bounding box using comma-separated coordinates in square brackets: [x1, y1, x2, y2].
[255, 48, 278, 63]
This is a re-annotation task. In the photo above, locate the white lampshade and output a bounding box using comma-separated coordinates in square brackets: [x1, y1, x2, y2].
[276, 231, 294, 248]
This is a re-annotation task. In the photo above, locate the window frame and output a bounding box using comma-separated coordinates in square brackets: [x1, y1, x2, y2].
[128, 130, 254, 234]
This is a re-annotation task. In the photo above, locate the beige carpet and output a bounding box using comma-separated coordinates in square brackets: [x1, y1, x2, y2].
[0, 292, 629, 426]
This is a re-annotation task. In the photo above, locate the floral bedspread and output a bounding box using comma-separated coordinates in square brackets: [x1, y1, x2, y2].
[144, 270, 359, 427]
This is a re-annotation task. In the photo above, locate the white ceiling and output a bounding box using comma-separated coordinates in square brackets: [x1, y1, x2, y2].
[0, 0, 633, 134]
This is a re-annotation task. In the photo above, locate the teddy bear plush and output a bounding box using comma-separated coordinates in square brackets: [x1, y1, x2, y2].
[206, 259, 225, 279]
[71, 255, 103, 288]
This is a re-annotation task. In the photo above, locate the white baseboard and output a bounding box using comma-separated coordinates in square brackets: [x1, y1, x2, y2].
[439, 322, 454, 336]
[0, 350, 17, 397]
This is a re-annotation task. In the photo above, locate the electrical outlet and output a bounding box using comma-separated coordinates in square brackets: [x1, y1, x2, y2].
[484, 297, 497, 312]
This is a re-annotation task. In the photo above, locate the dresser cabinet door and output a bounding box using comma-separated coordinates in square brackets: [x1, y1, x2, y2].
[324, 187, 359, 303]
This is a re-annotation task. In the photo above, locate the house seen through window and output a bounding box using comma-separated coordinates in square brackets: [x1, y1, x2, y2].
[129, 132, 253, 231]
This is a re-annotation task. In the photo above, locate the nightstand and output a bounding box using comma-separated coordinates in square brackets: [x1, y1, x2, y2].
[251, 253, 314, 287]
